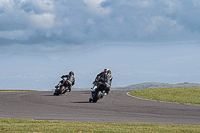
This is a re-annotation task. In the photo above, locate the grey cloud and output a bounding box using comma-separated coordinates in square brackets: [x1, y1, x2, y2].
[21, 2, 39, 13]
[20, 1, 54, 14]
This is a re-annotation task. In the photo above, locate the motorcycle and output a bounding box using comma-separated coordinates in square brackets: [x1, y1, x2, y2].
[53, 77, 70, 96]
[89, 81, 108, 102]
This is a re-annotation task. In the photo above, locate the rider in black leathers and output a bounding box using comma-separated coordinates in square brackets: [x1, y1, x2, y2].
[93, 68, 113, 95]
[55, 71, 75, 92]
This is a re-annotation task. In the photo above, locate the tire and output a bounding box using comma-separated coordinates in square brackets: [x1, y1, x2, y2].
[53, 86, 65, 96]
[53, 91, 59, 96]
[59, 86, 66, 94]
[93, 90, 101, 103]
[89, 98, 92, 102]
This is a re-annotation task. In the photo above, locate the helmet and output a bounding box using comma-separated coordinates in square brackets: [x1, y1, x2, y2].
[69, 71, 74, 75]
[104, 68, 108, 72]
[104, 68, 111, 74]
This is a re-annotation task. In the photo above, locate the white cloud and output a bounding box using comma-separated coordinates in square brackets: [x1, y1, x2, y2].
[29, 13, 56, 29]
[0, 0, 14, 8]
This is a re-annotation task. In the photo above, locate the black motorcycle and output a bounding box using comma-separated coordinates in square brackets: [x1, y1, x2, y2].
[54, 78, 70, 96]
[89, 81, 108, 102]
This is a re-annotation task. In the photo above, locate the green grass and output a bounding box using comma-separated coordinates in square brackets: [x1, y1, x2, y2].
[0, 118, 200, 133]
[129, 87, 200, 105]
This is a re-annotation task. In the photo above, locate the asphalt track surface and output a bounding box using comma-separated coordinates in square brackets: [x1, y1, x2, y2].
[0, 90, 200, 125]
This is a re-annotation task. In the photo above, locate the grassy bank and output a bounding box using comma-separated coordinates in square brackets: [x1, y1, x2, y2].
[1, 118, 200, 133]
[129, 87, 200, 105]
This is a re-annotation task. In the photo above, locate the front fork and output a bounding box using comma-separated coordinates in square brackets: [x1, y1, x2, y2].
[90, 85, 97, 99]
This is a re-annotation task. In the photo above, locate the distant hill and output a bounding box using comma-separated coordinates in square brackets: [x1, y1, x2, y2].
[111, 82, 200, 90]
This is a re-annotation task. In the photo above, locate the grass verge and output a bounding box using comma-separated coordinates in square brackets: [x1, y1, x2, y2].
[1, 118, 200, 133]
[129, 87, 200, 105]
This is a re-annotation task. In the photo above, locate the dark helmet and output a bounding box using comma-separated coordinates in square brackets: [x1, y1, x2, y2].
[69, 71, 74, 75]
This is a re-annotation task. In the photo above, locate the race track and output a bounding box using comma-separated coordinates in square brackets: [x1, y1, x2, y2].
[0, 90, 200, 125]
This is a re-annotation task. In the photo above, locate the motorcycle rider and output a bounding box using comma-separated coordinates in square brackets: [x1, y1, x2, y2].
[55, 71, 75, 92]
[93, 68, 113, 95]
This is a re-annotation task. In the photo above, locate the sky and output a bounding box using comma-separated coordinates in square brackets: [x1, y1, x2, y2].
[0, 0, 200, 90]
[1, 0, 200, 50]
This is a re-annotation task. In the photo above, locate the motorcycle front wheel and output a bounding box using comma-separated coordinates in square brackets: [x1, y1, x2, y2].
[92, 90, 101, 103]
[53, 89, 59, 96]
[54, 86, 65, 96]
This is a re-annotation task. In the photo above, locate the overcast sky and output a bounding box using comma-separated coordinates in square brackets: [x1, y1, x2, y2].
[1, 0, 200, 57]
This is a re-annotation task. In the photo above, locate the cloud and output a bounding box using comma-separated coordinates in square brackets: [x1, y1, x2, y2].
[83, 0, 111, 15]
[0, 0, 200, 46]
[29, 13, 56, 29]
